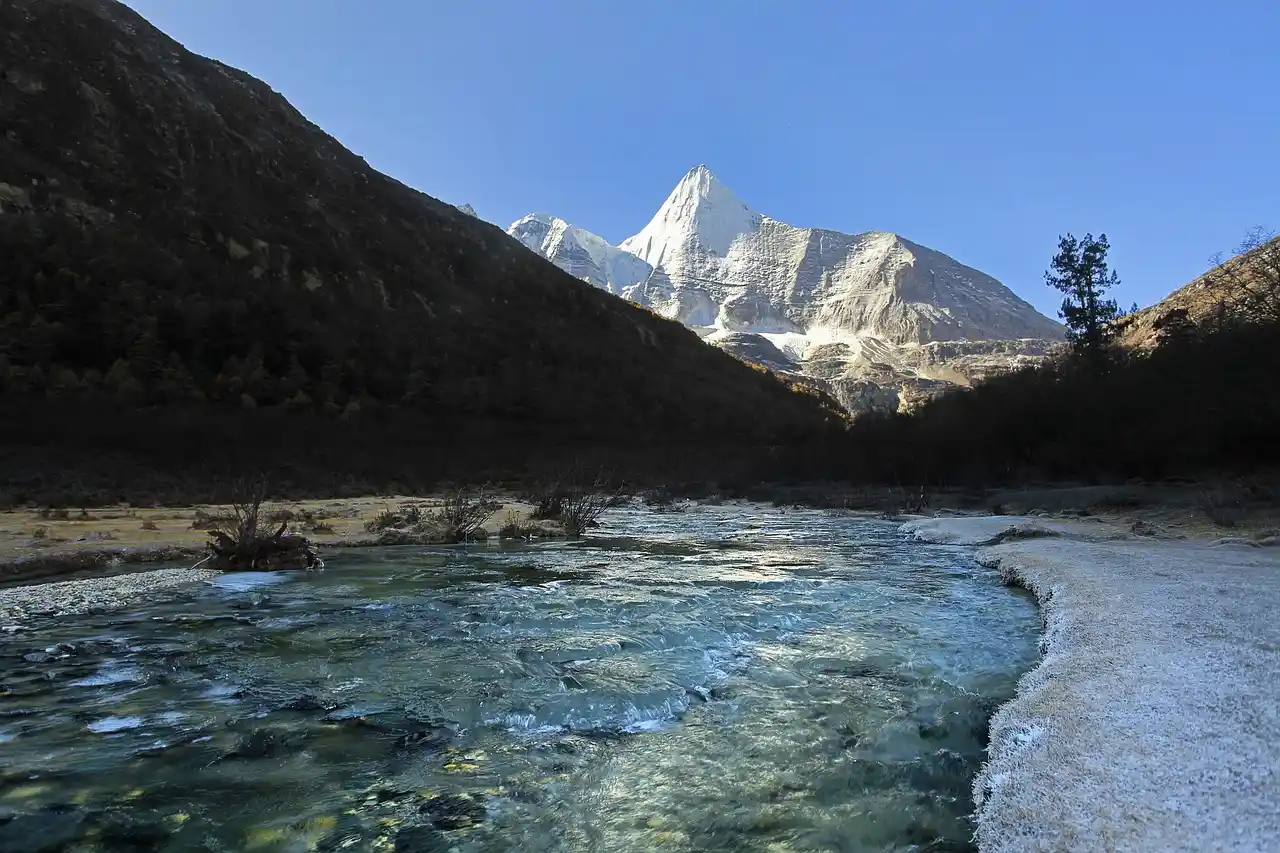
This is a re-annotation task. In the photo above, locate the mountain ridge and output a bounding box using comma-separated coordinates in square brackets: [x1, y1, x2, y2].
[0, 0, 847, 459]
[508, 166, 1062, 413]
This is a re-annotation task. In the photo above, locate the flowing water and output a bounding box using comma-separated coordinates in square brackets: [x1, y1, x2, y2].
[0, 504, 1039, 853]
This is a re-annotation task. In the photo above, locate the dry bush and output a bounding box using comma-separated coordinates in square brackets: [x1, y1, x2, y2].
[140, 520, 160, 531]
[555, 467, 619, 536]
[364, 503, 424, 534]
[363, 490, 500, 543]
[204, 478, 321, 571]
[427, 488, 501, 543]
[525, 482, 568, 521]
[524, 463, 620, 535]
[1206, 227, 1280, 325]
[562, 491, 615, 536]
[497, 509, 538, 540]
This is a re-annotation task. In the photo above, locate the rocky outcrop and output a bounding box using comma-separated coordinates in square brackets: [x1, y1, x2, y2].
[1116, 234, 1280, 350]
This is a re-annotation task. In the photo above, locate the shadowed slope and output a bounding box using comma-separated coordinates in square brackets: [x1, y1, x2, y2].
[0, 0, 844, 450]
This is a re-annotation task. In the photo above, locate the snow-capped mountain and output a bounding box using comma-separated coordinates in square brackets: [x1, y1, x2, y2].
[508, 213, 652, 296]
[506, 166, 1063, 414]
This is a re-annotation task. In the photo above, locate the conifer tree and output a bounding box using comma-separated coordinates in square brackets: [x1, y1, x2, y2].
[1046, 233, 1122, 368]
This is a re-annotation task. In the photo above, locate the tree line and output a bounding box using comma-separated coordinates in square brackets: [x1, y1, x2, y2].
[840, 229, 1280, 486]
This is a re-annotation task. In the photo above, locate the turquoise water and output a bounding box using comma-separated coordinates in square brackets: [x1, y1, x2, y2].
[0, 504, 1039, 852]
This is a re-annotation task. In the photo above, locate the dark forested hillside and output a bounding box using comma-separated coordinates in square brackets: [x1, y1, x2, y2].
[841, 317, 1280, 487]
[0, 0, 846, 498]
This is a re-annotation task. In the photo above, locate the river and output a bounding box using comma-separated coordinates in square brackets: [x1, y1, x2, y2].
[0, 503, 1039, 853]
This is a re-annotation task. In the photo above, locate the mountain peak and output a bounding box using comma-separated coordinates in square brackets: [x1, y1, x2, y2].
[507, 211, 652, 295]
[619, 165, 761, 269]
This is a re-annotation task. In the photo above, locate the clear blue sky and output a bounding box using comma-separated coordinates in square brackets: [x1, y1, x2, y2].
[126, 0, 1278, 317]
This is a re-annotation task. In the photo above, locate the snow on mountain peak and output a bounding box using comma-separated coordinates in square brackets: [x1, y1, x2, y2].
[507, 213, 651, 295]
[619, 165, 763, 271]
[505, 165, 1063, 416]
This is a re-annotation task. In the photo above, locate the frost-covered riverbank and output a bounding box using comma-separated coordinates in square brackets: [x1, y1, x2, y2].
[904, 516, 1280, 853]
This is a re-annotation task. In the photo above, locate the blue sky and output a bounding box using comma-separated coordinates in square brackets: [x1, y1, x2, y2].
[126, 0, 1277, 317]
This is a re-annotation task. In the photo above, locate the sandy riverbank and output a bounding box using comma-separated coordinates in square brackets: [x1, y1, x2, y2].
[904, 516, 1280, 853]
[0, 495, 558, 619]
[0, 495, 560, 585]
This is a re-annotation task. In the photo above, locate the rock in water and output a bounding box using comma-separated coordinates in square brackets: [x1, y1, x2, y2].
[95, 811, 171, 851]
[0, 806, 86, 853]
[226, 728, 302, 760]
[393, 825, 449, 853]
[420, 793, 486, 830]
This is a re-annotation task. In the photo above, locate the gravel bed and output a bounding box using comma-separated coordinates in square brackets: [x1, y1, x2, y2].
[0, 567, 219, 622]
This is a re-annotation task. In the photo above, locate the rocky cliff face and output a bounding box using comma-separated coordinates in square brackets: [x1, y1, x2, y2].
[509, 166, 1062, 415]
[0, 0, 845, 444]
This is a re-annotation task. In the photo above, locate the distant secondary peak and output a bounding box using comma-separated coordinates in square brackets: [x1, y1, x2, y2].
[516, 212, 562, 226]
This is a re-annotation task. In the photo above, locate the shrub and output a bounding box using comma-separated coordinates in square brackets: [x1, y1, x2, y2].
[204, 478, 321, 571]
[140, 519, 159, 531]
[497, 509, 538, 540]
[561, 489, 615, 536]
[364, 503, 424, 534]
[525, 482, 568, 521]
[426, 488, 501, 543]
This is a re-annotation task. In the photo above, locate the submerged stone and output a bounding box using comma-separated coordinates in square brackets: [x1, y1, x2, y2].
[315, 814, 369, 851]
[226, 727, 303, 760]
[95, 811, 171, 851]
[279, 692, 343, 713]
[393, 825, 449, 853]
[0, 806, 86, 853]
[419, 793, 485, 830]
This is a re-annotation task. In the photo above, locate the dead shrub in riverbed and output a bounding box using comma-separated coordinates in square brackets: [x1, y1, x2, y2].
[364, 503, 424, 534]
[203, 479, 322, 571]
[497, 509, 540, 540]
[524, 482, 568, 521]
[364, 490, 501, 543]
[524, 464, 622, 536]
[426, 488, 501, 542]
